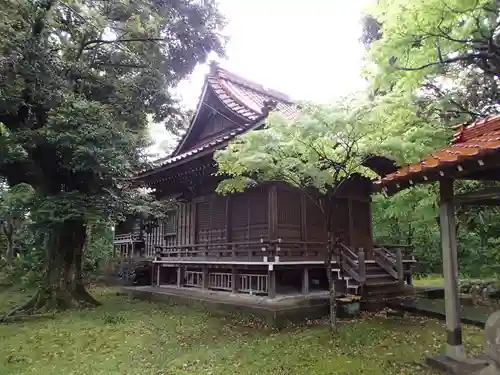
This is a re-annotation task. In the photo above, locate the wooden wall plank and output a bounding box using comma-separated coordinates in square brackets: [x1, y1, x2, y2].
[268, 185, 277, 240]
[301, 193, 307, 241]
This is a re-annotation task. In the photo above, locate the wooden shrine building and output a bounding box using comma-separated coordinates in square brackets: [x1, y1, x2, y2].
[115, 62, 415, 301]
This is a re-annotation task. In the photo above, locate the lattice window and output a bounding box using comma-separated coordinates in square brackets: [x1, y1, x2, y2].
[230, 193, 249, 242]
[277, 189, 301, 225]
[164, 210, 177, 236]
[210, 196, 226, 243]
[249, 188, 268, 225]
[196, 201, 211, 243]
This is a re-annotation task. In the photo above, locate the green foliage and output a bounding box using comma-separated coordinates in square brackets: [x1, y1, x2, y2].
[0, 183, 34, 258]
[365, 0, 499, 92]
[0, 0, 225, 222]
[363, 0, 500, 279]
[0, 0, 226, 298]
[0, 246, 44, 288]
[0, 286, 485, 374]
[216, 96, 377, 198]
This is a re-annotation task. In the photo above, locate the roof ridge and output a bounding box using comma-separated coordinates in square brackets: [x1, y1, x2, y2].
[452, 114, 500, 144]
[212, 64, 294, 104]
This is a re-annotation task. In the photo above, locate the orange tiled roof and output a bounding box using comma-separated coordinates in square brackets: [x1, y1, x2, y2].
[375, 114, 500, 189]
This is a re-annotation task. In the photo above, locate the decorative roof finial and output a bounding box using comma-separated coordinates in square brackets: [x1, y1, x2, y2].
[209, 60, 219, 76]
[261, 99, 277, 115]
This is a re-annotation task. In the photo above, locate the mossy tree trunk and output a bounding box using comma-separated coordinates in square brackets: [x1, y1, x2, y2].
[8, 220, 100, 316]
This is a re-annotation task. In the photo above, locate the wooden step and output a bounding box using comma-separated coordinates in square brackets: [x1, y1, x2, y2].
[366, 273, 394, 279]
[365, 280, 400, 288]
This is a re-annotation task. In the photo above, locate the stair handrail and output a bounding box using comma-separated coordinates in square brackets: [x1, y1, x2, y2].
[338, 242, 357, 261]
[373, 246, 404, 285]
[336, 242, 365, 285]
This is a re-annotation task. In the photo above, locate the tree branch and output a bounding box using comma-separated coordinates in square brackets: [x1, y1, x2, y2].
[83, 37, 166, 49]
[394, 52, 488, 71]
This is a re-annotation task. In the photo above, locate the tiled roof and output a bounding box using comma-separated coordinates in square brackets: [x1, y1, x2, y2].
[149, 126, 247, 169]
[139, 63, 299, 177]
[375, 114, 500, 190]
[213, 67, 298, 121]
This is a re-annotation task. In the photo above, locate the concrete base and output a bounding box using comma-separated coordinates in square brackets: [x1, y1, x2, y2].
[124, 285, 332, 328]
[426, 355, 489, 374]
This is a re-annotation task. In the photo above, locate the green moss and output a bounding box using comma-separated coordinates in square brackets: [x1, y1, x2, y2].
[0, 286, 484, 375]
[413, 275, 444, 287]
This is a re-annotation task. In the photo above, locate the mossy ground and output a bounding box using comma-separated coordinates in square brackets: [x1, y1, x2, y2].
[0, 286, 484, 375]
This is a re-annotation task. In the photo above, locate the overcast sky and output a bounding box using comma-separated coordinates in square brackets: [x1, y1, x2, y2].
[150, 0, 369, 155]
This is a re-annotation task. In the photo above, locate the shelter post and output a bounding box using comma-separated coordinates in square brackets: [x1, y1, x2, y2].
[439, 178, 464, 360]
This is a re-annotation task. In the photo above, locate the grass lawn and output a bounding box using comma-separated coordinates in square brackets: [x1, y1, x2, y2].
[413, 275, 445, 287]
[0, 286, 484, 375]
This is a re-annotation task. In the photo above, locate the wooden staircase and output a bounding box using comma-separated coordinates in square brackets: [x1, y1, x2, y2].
[333, 243, 414, 301]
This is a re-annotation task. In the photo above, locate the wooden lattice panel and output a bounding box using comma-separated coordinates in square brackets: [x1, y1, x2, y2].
[210, 196, 227, 243]
[351, 199, 372, 250]
[230, 193, 249, 242]
[305, 198, 327, 242]
[331, 198, 350, 244]
[195, 201, 211, 243]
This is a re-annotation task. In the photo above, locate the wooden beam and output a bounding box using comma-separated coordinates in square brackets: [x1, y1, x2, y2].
[156, 264, 160, 287]
[454, 187, 500, 205]
[202, 265, 209, 289]
[231, 265, 238, 294]
[176, 266, 184, 288]
[439, 179, 465, 360]
[268, 269, 276, 298]
[302, 267, 309, 294]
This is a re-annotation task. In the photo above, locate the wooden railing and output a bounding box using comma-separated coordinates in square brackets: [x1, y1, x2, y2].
[209, 272, 233, 291]
[155, 241, 268, 261]
[337, 243, 366, 284]
[375, 244, 414, 260]
[373, 246, 404, 286]
[114, 233, 143, 244]
[154, 239, 330, 262]
[271, 240, 327, 261]
[239, 274, 268, 294]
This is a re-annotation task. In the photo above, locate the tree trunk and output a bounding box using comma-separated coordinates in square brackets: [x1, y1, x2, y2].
[325, 233, 337, 332]
[6, 219, 100, 316]
[2, 222, 14, 264]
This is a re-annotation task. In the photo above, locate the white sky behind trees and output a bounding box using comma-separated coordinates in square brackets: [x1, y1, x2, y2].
[149, 0, 369, 156]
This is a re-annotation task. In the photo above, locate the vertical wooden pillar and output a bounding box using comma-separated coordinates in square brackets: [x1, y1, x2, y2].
[268, 268, 276, 298]
[367, 197, 374, 260]
[268, 185, 278, 241]
[302, 267, 309, 294]
[396, 249, 404, 287]
[126, 243, 133, 281]
[357, 250, 366, 283]
[348, 198, 354, 248]
[156, 264, 160, 287]
[439, 179, 464, 360]
[119, 245, 124, 274]
[226, 196, 232, 257]
[202, 265, 209, 289]
[231, 265, 239, 294]
[176, 266, 184, 288]
[300, 194, 308, 255]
